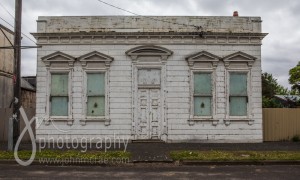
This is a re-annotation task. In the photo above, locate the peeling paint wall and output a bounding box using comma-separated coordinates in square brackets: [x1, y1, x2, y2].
[34, 16, 265, 143]
[37, 16, 262, 33]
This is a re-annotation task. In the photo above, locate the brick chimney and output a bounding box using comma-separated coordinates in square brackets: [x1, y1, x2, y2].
[233, 11, 239, 17]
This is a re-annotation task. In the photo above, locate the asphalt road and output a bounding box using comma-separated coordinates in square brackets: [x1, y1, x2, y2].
[0, 164, 299, 179]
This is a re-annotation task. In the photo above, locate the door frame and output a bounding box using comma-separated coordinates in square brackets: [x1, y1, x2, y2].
[132, 64, 167, 141]
[126, 45, 173, 141]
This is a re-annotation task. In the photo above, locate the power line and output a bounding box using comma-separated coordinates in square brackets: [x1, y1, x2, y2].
[0, 16, 14, 28]
[0, 2, 15, 20]
[0, 17, 36, 45]
[97, 0, 202, 30]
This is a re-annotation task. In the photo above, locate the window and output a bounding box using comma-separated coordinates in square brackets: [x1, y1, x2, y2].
[194, 72, 212, 116]
[86, 73, 105, 116]
[229, 72, 248, 116]
[50, 73, 69, 116]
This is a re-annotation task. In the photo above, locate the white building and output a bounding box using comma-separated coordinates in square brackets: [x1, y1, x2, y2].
[33, 16, 267, 143]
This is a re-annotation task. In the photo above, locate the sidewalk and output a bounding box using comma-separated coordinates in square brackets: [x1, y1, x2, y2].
[127, 142, 300, 161]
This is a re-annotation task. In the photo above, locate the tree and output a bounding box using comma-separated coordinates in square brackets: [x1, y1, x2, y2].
[262, 72, 288, 98]
[288, 61, 300, 94]
[261, 72, 288, 108]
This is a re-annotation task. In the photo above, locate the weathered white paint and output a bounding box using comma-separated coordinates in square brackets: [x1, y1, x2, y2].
[34, 16, 266, 143]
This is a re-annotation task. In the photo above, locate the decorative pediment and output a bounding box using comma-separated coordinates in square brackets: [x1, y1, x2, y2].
[186, 51, 221, 68]
[78, 51, 114, 68]
[41, 51, 75, 67]
[223, 51, 256, 68]
[126, 45, 173, 63]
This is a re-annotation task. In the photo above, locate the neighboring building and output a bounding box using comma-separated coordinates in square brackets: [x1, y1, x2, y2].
[33, 16, 267, 143]
[0, 24, 14, 108]
[274, 95, 300, 108]
[22, 76, 37, 89]
[21, 78, 36, 108]
[0, 25, 36, 142]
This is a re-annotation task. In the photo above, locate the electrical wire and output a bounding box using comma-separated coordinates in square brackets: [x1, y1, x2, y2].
[0, 17, 36, 45]
[0, 2, 15, 20]
[0, 2, 37, 45]
[97, 0, 202, 30]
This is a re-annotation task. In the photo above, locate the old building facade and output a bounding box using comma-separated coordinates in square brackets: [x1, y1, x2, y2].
[0, 24, 14, 109]
[33, 16, 267, 142]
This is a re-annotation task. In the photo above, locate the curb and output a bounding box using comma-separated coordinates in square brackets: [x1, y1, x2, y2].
[179, 160, 300, 166]
[2, 159, 300, 166]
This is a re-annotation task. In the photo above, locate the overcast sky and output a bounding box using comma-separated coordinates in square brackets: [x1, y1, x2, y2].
[1, 0, 300, 89]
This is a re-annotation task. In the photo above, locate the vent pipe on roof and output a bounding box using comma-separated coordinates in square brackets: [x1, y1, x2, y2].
[233, 11, 239, 17]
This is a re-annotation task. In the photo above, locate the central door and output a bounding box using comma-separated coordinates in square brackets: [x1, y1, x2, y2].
[136, 69, 161, 139]
[137, 88, 160, 139]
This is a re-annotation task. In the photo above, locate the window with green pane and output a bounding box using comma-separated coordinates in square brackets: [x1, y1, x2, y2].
[50, 73, 69, 116]
[87, 73, 105, 116]
[229, 72, 248, 116]
[194, 72, 212, 116]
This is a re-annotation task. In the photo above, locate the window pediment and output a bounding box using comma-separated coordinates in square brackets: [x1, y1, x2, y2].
[78, 51, 114, 68]
[186, 51, 221, 68]
[223, 51, 256, 68]
[126, 45, 173, 62]
[42, 51, 75, 67]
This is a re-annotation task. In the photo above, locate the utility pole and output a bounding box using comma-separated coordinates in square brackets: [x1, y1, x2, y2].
[12, 0, 22, 149]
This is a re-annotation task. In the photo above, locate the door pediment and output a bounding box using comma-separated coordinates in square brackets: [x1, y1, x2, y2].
[126, 45, 173, 63]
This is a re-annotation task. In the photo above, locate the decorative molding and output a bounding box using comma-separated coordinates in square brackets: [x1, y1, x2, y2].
[186, 51, 221, 68]
[223, 51, 257, 68]
[32, 32, 268, 45]
[44, 118, 74, 126]
[79, 118, 111, 126]
[126, 45, 173, 63]
[78, 51, 114, 69]
[188, 119, 219, 126]
[223, 119, 254, 126]
[41, 51, 75, 67]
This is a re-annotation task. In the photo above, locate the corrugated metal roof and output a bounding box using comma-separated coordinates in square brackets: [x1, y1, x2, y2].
[274, 95, 300, 102]
[21, 78, 35, 91]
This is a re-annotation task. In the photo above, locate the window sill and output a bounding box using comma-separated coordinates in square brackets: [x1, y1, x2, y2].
[80, 118, 110, 126]
[188, 118, 219, 126]
[45, 117, 74, 126]
[223, 118, 254, 126]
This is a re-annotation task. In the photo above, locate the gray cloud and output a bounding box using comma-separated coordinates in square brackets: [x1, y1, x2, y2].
[1, 0, 299, 89]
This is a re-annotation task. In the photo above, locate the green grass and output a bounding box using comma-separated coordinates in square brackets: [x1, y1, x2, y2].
[170, 150, 300, 161]
[0, 150, 131, 160]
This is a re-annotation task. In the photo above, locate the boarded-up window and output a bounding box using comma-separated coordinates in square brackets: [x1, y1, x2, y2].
[50, 73, 68, 116]
[194, 73, 212, 116]
[229, 72, 248, 116]
[87, 73, 105, 116]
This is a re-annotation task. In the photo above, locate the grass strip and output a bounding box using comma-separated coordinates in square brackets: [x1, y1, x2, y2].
[0, 150, 130, 160]
[170, 150, 300, 161]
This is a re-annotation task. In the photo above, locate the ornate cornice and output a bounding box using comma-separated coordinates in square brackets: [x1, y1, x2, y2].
[186, 51, 221, 68]
[223, 51, 257, 68]
[31, 32, 268, 45]
[78, 51, 114, 68]
[126, 45, 173, 63]
[41, 51, 75, 67]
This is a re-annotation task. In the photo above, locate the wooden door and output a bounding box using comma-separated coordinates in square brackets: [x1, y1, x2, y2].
[137, 88, 161, 139]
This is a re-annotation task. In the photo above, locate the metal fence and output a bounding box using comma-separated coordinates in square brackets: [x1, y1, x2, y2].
[263, 108, 300, 141]
[0, 108, 35, 142]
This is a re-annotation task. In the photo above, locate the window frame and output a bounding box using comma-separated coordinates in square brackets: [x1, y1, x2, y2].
[191, 70, 214, 118]
[186, 51, 221, 125]
[78, 51, 113, 125]
[47, 69, 73, 121]
[226, 70, 251, 119]
[84, 70, 108, 120]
